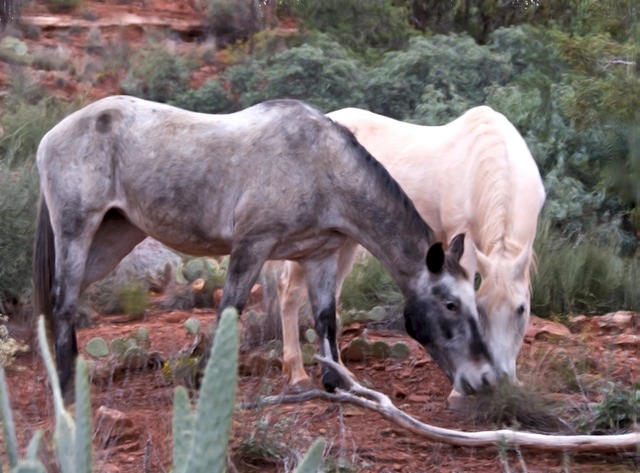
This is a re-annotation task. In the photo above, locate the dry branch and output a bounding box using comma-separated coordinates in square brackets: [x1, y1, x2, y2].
[242, 356, 640, 454]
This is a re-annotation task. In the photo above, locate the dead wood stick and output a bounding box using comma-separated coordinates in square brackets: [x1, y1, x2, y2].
[243, 356, 640, 453]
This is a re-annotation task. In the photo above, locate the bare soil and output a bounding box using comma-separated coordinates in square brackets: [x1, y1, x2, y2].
[2, 2, 639, 472]
[4, 304, 639, 472]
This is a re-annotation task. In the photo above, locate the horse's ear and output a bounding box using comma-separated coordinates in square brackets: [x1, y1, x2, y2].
[512, 246, 531, 279]
[475, 246, 491, 275]
[448, 233, 465, 262]
[426, 242, 445, 273]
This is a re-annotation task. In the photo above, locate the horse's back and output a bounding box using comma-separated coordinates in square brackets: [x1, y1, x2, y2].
[36, 96, 374, 258]
[453, 105, 545, 234]
[328, 106, 545, 249]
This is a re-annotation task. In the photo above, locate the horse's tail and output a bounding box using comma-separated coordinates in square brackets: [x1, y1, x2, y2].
[33, 194, 55, 346]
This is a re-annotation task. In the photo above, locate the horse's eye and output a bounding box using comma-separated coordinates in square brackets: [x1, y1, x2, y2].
[516, 304, 526, 316]
[473, 272, 482, 291]
[445, 301, 458, 312]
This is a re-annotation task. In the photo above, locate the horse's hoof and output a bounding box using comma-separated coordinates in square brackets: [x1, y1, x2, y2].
[321, 368, 345, 393]
[287, 378, 315, 394]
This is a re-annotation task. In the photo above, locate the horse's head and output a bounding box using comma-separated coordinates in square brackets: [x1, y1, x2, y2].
[475, 246, 532, 382]
[404, 233, 497, 396]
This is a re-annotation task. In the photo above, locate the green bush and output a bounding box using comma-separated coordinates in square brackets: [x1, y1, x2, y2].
[0, 164, 39, 307]
[292, 0, 412, 53]
[120, 42, 194, 103]
[531, 215, 639, 316]
[578, 383, 640, 434]
[340, 252, 401, 311]
[204, 0, 260, 46]
[171, 79, 233, 114]
[0, 85, 72, 310]
[223, 36, 366, 111]
[46, 0, 83, 13]
[366, 35, 512, 120]
[0, 94, 69, 168]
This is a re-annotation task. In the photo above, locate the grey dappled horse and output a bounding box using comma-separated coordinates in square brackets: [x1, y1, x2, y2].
[32, 96, 497, 398]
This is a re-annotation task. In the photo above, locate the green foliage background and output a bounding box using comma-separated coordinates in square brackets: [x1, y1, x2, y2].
[0, 0, 638, 316]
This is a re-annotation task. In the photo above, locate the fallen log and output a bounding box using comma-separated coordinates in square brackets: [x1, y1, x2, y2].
[241, 356, 640, 454]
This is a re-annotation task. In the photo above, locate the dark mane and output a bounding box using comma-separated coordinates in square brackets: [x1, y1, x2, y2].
[328, 117, 437, 245]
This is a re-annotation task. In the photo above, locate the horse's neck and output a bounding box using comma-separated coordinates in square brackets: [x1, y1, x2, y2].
[330, 147, 434, 295]
[341, 211, 431, 295]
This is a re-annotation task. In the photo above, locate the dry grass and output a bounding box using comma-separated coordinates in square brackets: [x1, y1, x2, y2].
[457, 380, 573, 434]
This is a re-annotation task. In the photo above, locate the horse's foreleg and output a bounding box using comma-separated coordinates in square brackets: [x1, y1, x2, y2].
[219, 238, 274, 313]
[279, 261, 311, 389]
[300, 254, 342, 392]
[334, 239, 360, 375]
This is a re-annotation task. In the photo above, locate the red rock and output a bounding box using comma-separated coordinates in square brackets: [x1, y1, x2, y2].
[94, 406, 141, 449]
[525, 315, 572, 342]
[596, 311, 637, 332]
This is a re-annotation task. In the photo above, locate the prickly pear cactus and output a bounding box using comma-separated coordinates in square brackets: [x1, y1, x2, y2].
[293, 438, 325, 473]
[173, 307, 239, 473]
[37, 317, 93, 473]
[85, 337, 109, 358]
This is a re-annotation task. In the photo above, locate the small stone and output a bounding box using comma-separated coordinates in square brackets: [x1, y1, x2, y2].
[94, 406, 140, 448]
[95, 462, 120, 473]
[160, 311, 189, 324]
[526, 315, 572, 342]
[606, 334, 640, 349]
[597, 311, 637, 332]
[240, 353, 281, 375]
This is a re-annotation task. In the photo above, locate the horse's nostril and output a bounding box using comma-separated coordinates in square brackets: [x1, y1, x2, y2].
[482, 373, 492, 388]
[461, 377, 475, 396]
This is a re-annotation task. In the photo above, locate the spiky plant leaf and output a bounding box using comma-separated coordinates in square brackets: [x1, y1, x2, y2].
[293, 438, 325, 473]
[184, 308, 239, 473]
[172, 386, 195, 473]
[36, 317, 76, 472]
[12, 460, 47, 473]
[74, 357, 92, 473]
[25, 430, 44, 461]
[0, 367, 19, 468]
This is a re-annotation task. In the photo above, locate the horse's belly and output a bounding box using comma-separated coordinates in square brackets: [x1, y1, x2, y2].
[269, 232, 345, 261]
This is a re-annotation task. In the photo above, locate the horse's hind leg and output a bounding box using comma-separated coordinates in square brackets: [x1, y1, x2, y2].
[300, 253, 343, 392]
[53, 211, 145, 397]
[279, 261, 312, 389]
[49, 212, 105, 398]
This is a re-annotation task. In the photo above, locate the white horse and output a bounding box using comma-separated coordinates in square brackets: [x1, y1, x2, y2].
[280, 106, 545, 393]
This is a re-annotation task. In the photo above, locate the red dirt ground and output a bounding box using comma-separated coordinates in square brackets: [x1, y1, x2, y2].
[4, 305, 639, 472]
[2, 2, 639, 472]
